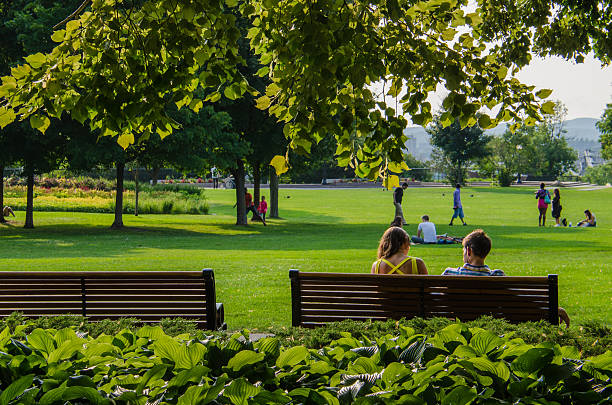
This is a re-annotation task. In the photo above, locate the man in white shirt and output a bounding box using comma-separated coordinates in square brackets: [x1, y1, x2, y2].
[410, 215, 457, 244]
[411, 215, 437, 244]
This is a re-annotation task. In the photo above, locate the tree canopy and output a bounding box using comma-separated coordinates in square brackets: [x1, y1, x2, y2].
[0, 0, 608, 186]
[428, 117, 490, 185]
[597, 103, 612, 160]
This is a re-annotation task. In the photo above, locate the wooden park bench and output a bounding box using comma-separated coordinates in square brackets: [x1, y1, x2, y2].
[290, 270, 559, 327]
[0, 269, 225, 330]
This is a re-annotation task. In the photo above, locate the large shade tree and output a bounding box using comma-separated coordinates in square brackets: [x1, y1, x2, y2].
[0, 0, 83, 228]
[0, 0, 609, 196]
[428, 117, 491, 185]
[597, 103, 612, 160]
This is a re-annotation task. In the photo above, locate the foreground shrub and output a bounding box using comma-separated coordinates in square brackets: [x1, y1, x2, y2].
[0, 322, 610, 404]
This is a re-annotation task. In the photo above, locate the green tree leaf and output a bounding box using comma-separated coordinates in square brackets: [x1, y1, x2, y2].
[536, 89, 553, 99]
[29, 115, 50, 134]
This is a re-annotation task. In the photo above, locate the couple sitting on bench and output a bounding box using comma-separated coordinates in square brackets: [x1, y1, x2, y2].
[372, 226, 570, 326]
[371, 227, 498, 276]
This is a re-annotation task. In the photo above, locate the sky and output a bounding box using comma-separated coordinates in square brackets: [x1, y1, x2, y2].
[376, 54, 612, 125]
[516, 55, 612, 120]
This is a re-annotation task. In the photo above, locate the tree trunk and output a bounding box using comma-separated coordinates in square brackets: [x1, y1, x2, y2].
[150, 167, 160, 185]
[253, 162, 261, 206]
[134, 166, 139, 216]
[24, 169, 34, 229]
[111, 161, 125, 229]
[0, 165, 6, 224]
[232, 160, 247, 225]
[269, 165, 279, 218]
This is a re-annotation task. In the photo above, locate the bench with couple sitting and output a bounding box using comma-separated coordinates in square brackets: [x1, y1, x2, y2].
[290, 228, 569, 328]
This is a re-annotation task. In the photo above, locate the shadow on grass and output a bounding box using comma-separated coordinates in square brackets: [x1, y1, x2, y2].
[0, 217, 605, 260]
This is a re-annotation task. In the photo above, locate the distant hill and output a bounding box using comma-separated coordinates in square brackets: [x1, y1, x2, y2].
[403, 117, 602, 160]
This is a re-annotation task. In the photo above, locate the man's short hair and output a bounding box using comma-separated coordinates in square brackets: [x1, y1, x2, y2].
[455, 183, 461, 188]
[401, 182, 408, 188]
[462, 229, 491, 258]
[422, 215, 429, 221]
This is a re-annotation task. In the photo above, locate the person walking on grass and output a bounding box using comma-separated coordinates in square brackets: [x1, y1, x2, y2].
[535, 182, 551, 227]
[449, 184, 467, 226]
[393, 183, 408, 226]
[258, 196, 268, 222]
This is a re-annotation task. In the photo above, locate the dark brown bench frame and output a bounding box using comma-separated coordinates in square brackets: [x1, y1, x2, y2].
[290, 270, 558, 328]
[0, 269, 224, 330]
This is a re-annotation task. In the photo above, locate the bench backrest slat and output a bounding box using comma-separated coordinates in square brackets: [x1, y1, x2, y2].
[0, 270, 219, 330]
[290, 270, 558, 327]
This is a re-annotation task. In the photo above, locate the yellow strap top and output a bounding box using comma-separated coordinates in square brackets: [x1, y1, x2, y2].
[375, 256, 418, 275]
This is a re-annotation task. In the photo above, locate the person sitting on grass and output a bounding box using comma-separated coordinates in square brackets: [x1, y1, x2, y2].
[443, 228, 571, 327]
[389, 216, 404, 228]
[3, 206, 15, 218]
[371, 227, 428, 275]
[577, 210, 596, 227]
[411, 215, 456, 244]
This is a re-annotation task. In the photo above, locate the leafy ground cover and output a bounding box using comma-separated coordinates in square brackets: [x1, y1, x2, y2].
[0, 186, 610, 328]
[3, 184, 208, 214]
[0, 321, 610, 404]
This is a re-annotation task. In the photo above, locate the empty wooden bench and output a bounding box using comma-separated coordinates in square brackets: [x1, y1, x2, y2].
[0, 269, 224, 330]
[290, 270, 558, 327]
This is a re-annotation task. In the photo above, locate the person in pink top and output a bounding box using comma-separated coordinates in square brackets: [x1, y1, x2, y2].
[535, 182, 551, 226]
[258, 196, 268, 221]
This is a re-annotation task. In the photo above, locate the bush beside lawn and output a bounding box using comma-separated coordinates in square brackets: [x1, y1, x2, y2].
[3, 184, 209, 215]
[0, 317, 610, 404]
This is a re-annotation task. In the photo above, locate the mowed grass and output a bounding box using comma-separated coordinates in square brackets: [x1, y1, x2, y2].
[1, 186, 610, 329]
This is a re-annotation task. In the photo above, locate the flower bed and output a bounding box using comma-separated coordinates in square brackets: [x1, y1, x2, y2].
[3, 185, 208, 215]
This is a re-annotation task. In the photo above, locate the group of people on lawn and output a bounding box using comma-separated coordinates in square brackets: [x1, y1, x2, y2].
[372, 226, 571, 327]
[535, 182, 596, 227]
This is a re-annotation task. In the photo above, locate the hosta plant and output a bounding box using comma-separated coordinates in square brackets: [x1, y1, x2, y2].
[0, 323, 610, 404]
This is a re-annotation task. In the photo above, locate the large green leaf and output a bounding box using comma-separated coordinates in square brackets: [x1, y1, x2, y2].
[469, 331, 503, 356]
[511, 348, 554, 377]
[227, 350, 265, 372]
[441, 385, 477, 405]
[223, 378, 260, 405]
[276, 346, 309, 368]
[27, 329, 55, 357]
[175, 342, 207, 370]
[0, 374, 34, 405]
[136, 364, 168, 395]
[177, 385, 205, 405]
[255, 337, 280, 358]
[167, 365, 210, 388]
[47, 340, 83, 363]
[39, 387, 65, 405]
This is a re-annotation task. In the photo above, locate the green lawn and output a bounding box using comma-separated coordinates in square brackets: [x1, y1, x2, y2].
[1, 186, 610, 328]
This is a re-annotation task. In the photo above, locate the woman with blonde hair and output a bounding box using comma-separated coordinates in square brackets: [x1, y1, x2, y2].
[371, 227, 428, 275]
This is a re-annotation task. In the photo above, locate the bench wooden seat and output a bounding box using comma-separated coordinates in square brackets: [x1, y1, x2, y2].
[290, 270, 559, 327]
[0, 269, 224, 330]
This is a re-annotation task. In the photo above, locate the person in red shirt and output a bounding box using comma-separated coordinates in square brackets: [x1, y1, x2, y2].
[258, 196, 268, 221]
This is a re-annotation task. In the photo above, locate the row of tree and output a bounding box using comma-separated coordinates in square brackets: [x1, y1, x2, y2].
[1, 0, 610, 223]
[427, 102, 580, 185]
[0, 1, 287, 228]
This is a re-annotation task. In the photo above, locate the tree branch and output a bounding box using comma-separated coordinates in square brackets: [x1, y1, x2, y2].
[53, 0, 92, 29]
